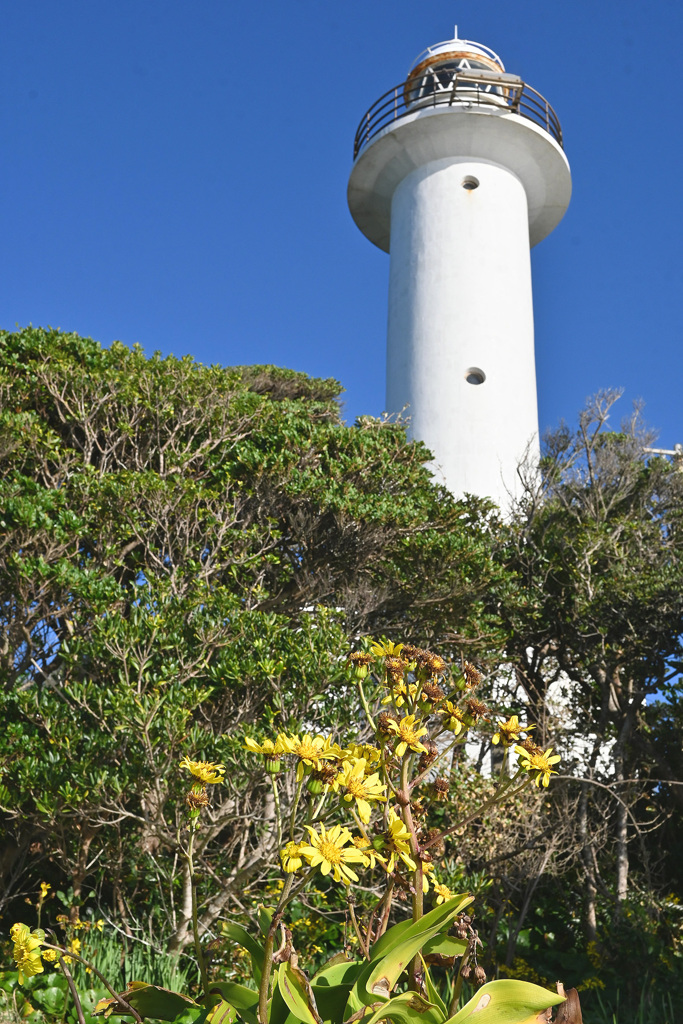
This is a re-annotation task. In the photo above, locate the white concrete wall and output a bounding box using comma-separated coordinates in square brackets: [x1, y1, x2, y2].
[386, 157, 539, 506]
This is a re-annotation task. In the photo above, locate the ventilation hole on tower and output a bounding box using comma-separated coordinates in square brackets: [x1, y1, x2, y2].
[462, 176, 480, 191]
[465, 367, 486, 385]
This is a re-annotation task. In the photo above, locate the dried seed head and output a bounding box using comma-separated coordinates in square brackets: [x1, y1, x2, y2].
[473, 965, 487, 986]
[460, 964, 472, 980]
[465, 697, 490, 722]
[385, 657, 408, 684]
[418, 740, 439, 773]
[433, 777, 450, 801]
[422, 681, 445, 703]
[377, 710, 400, 736]
[463, 662, 482, 690]
[186, 788, 209, 810]
[425, 828, 446, 858]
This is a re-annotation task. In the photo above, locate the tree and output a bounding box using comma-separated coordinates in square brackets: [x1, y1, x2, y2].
[493, 391, 683, 942]
[0, 327, 506, 951]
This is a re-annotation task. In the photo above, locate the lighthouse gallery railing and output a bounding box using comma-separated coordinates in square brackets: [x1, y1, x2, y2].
[353, 71, 563, 159]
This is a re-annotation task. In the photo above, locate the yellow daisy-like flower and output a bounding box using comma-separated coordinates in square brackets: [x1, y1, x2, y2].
[433, 881, 454, 905]
[69, 938, 81, 955]
[335, 758, 387, 824]
[492, 716, 533, 747]
[351, 835, 385, 870]
[10, 924, 45, 984]
[94, 919, 104, 933]
[421, 859, 436, 893]
[39, 882, 51, 900]
[345, 743, 381, 769]
[384, 810, 417, 873]
[42, 949, 58, 963]
[300, 823, 367, 886]
[385, 714, 428, 757]
[370, 638, 405, 658]
[244, 736, 286, 756]
[440, 701, 466, 736]
[514, 745, 561, 787]
[278, 733, 340, 780]
[380, 679, 418, 708]
[280, 841, 306, 874]
[179, 757, 226, 785]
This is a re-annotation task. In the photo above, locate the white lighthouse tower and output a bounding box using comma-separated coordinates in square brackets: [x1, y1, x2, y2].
[348, 30, 571, 506]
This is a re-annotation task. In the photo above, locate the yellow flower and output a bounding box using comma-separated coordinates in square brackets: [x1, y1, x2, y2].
[351, 835, 385, 870]
[385, 714, 428, 757]
[381, 679, 418, 708]
[514, 745, 561, 787]
[278, 733, 340, 780]
[383, 810, 416, 873]
[244, 736, 286, 756]
[345, 743, 381, 769]
[370, 638, 405, 658]
[42, 949, 58, 963]
[433, 881, 454, 905]
[11, 923, 45, 984]
[39, 882, 51, 900]
[69, 938, 81, 955]
[335, 759, 387, 824]
[492, 716, 532, 747]
[280, 841, 306, 874]
[440, 701, 466, 736]
[300, 823, 367, 885]
[179, 757, 226, 785]
[94, 919, 104, 932]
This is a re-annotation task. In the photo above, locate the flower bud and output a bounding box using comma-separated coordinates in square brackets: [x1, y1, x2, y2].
[264, 756, 282, 775]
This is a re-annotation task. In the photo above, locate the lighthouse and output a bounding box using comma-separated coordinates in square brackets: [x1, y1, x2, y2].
[348, 30, 571, 506]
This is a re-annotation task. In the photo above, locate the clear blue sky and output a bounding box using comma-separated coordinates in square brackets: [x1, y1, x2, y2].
[3, 0, 683, 448]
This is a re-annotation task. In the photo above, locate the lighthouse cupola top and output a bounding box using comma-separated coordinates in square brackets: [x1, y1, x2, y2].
[407, 27, 505, 82]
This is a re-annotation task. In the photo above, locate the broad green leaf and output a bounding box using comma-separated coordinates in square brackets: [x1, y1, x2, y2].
[365, 898, 473, 1000]
[422, 934, 468, 959]
[311, 959, 364, 1023]
[311, 952, 358, 982]
[276, 963, 321, 1024]
[257, 905, 273, 939]
[445, 980, 564, 1024]
[221, 922, 265, 985]
[363, 991, 445, 1024]
[206, 999, 238, 1024]
[422, 967, 448, 1017]
[208, 984, 259, 1012]
[370, 895, 472, 960]
[94, 984, 198, 1021]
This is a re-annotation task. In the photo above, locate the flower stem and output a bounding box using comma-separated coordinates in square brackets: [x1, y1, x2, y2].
[357, 679, 377, 732]
[187, 825, 210, 998]
[258, 873, 295, 1024]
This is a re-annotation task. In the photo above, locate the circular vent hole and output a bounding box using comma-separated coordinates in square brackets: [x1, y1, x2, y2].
[465, 367, 486, 385]
[462, 177, 480, 191]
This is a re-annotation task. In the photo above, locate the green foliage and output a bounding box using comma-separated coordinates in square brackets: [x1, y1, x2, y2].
[0, 326, 505, 954]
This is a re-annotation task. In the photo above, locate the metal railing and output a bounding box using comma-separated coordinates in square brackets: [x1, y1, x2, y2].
[353, 71, 563, 159]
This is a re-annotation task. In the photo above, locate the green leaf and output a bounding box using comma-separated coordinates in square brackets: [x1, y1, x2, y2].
[206, 999, 238, 1024]
[366, 897, 473, 999]
[208, 984, 258, 1013]
[221, 922, 266, 985]
[422, 934, 468, 959]
[257, 906, 273, 939]
[445, 980, 565, 1024]
[93, 983, 198, 1021]
[363, 991, 444, 1024]
[422, 967, 448, 1017]
[311, 959, 364, 1023]
[276, 963, 321, 1024]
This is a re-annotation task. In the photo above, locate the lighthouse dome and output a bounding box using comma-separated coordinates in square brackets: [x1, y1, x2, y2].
[405, 30, 507, 108]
